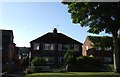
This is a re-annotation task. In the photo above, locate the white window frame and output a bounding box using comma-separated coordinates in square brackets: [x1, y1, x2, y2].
[74, 44, 79, 51]
[43, 44, 55, 50]
[58, 44, 74, 51]
[86, 46, 88, 50]
[33, 43, 39, 50]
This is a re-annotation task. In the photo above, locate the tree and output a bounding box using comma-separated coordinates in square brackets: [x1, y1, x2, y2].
[62, 2, 120, 73]
[88, 36, 113, 50]
[63, 50, 76, 65]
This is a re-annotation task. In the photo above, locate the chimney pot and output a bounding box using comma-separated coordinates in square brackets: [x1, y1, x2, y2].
[53, 28, 57, 33]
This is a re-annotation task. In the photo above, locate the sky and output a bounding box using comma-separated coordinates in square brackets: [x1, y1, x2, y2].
[0, 2, 110, 47]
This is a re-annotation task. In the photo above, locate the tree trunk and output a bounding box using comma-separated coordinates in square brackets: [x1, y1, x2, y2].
[112, 31, 120, 73]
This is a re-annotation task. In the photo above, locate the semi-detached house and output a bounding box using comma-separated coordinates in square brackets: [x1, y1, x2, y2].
[30, 28, 82, 66]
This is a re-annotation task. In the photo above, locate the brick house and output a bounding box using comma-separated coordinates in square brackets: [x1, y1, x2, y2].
[82, 36, 113, 63]
[0, 29, 17, 72]
[30, 28, 82, 66]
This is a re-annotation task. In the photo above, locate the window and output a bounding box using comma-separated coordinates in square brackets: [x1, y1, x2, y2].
[58, 57, 63, 64]
[86, 46, 88, 50]
[96, 47, 101, 50]
[44, 57, 54, 64]
[33, 43, 39, 50]
[69, 45, 74, 50]
[58, 44, 74, 51]
[74, 45, 79, 51]
[62, 44, 68, 51]
[58, 44, 62, 51]
[104, 57, 112, 63]
[105, 47, 112, 50]
[43, 44, 55, 50]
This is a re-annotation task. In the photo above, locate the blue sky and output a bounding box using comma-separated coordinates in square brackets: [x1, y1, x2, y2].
[0, 2, 110, 47]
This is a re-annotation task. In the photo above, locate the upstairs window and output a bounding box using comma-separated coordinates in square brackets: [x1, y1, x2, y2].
[58, 44, 74, 51]
[86, 46, 88, 50]
[74, 45, 79, 51]
[58, 44, 62, 51]
[33, 43, 39, 50]
[62, 44, 68, 51]
[43, 44, 55, 50]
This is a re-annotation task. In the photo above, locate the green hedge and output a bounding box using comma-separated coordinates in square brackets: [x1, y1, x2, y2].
[67, 56, 104, 72]
[31, 57, 47, 73]
[31, 57, 46, 66]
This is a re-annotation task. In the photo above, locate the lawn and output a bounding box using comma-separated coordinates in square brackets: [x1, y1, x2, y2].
[25, 72, 120, 77]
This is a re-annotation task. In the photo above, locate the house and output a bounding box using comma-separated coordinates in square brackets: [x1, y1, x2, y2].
[0, 30, 18, 72]
[30, 28, 82, 66]
[0, 29, 17, 72]
[15, 47, 30, 65]
[82, 36, 113, 63]
[16, 47, 30, 69]
[17, 47, 30, 59]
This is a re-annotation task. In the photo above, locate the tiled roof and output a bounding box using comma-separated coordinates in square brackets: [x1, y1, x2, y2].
[31, 32, 82, 45]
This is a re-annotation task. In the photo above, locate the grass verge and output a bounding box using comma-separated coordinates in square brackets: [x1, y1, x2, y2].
[25, 72, 120, 77]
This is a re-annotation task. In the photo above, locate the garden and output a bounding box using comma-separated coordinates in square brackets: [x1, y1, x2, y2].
[22, 50, 120, 77]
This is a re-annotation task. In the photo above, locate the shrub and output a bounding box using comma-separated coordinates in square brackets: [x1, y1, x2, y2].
[67, 56, 104, 72]
[31, 57, 46, 66]
[63, 50, 76, 65]
[31, 57, 47, 73]
[24, 68, 33, 74]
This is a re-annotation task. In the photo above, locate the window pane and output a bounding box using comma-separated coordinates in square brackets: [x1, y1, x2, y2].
[68, 45, 74, 50]
[86, 46, 88, 50]
[44, 57, 54, 64]
[58, 57, 63, 64]
[33, 43, 39, 50]
[44, 44, 55, 50]
[62, 44, 68, 51]
[104, 57, 112, 63]
[58, 44, 62, 51]
[74, 45, 79, 51]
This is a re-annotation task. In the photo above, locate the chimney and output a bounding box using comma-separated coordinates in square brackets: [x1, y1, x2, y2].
[53, 28, 57, 33]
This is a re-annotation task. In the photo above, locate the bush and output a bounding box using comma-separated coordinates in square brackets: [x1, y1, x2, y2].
[67, 56, 104, 72]
[24, 68, 33, 74]
[31, 57, 46, 66]
[31, 57, 47, 73]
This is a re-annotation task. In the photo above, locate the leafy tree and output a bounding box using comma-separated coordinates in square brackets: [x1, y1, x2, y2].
[88, 36, 113, 50]
[62, 2, 120, 73]
[63, 50, 76, 65]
